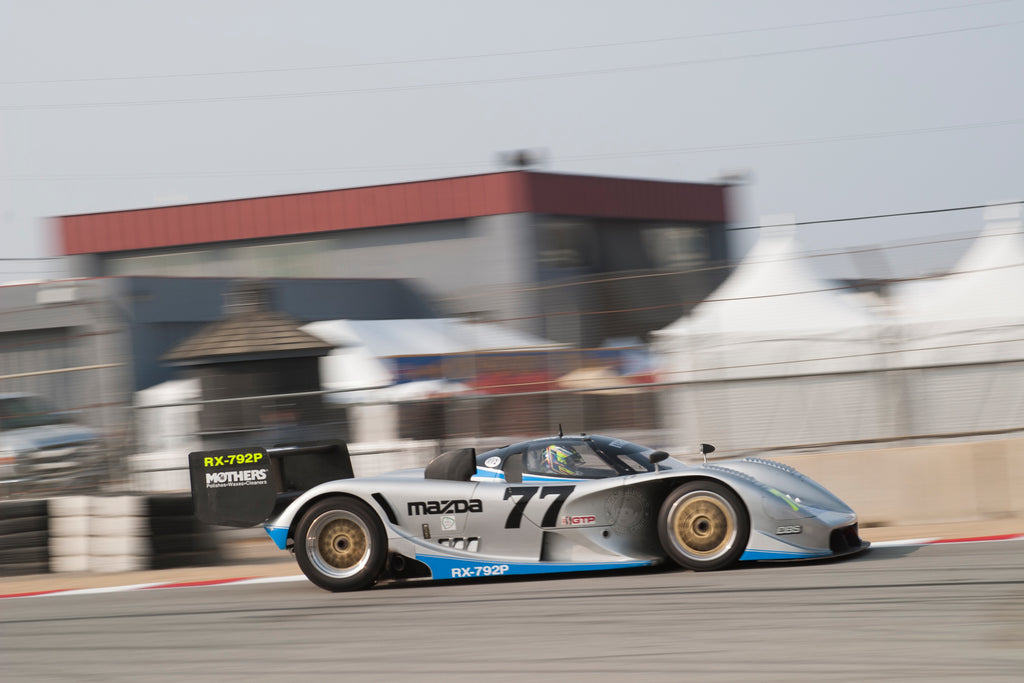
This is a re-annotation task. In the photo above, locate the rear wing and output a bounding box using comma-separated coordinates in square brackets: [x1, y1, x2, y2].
[188, 441, 354, 527]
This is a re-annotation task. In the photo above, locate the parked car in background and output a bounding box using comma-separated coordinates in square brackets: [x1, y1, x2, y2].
[0, 393, 105, 496]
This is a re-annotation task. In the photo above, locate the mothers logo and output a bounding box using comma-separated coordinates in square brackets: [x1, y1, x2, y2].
[204, 468, 269, 488]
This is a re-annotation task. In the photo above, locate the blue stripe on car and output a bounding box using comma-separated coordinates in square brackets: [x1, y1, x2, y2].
[417, 554, 656, 579]
[472, 469, 576, 483]
[265, 525, 289, 549]
[472, 468, 505, 481]
[740, 530, 834, 561]
[740, 548, 832, 561]
[522, 474, 576, 482]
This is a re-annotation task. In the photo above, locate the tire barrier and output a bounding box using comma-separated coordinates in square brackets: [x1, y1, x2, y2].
[89, 497, 147, 573]
[146, 494, 221, 570]
[48, 496, 92, 573]
[0, 494, 220, 575]
[0, 500, 49, 577]
[48, 496, 150, 573]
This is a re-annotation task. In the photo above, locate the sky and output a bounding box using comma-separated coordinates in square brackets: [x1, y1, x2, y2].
[1, 0, 1022, 282]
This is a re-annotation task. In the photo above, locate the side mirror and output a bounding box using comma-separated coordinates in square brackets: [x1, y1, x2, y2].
[700, 443, 715, 455]
[649, 450, 669, 465]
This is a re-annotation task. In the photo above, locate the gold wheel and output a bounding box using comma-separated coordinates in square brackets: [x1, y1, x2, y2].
[658, 482, 748, 570]
[670, 493, 735, 558]
[306, 510, 372, 579]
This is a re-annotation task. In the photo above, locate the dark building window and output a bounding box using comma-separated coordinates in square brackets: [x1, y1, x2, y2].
[538, 218, 594, 271]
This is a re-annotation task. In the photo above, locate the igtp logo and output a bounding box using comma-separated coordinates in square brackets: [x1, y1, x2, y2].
[560, 515, 597, 526]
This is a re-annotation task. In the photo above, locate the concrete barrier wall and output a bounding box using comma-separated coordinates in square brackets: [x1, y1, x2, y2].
[773, 437, 1024, 527]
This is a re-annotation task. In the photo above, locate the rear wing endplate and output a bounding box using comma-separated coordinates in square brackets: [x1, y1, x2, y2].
[188, 441, 353, 527]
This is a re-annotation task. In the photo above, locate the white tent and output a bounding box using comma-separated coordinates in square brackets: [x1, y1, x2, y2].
[898, 203, 1024, 366]
[892, 203, 1024, 437]
[654, 216, 883, 381]
[651, 216, 891, 453]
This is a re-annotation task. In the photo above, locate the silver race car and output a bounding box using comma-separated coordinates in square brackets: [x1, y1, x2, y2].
[188, 434, 868, 592]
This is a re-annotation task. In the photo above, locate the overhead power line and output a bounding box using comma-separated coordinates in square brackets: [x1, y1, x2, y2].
[5, 118, 1023, 184]
[729, 200, 1024, 231]
[3, 19, 1023, 111]
[0, 0, 1009, 86]
[487, 225, 1024, 300]
[562, 119, 1024, 163]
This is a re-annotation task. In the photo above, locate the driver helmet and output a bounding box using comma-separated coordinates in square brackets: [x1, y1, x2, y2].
[543, 444, 584, 477]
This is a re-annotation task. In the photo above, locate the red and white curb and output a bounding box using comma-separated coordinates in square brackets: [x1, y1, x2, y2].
[868, 532, 1024, 548]
[0, 574, 305, 600]
[3, 533, 1023, 600]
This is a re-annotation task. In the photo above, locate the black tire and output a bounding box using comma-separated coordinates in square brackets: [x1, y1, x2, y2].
[0, 530, 48, 551]
[0, 515, 48, 535]
[0, 561, 48, 577]
[294, 496, 387, 592]
[0, 500, 48, 518]
[0, 545, 49, 565]
[657, 480, 749, 571]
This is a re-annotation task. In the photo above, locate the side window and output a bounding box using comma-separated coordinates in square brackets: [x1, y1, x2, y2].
[523, 442, 618, 479]
[615, 453, 654, 473]
[524, 447, 546, 475]
[502, 452, 524, 484]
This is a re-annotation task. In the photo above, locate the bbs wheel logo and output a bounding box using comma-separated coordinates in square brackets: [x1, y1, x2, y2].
[776, 525, 802, 535]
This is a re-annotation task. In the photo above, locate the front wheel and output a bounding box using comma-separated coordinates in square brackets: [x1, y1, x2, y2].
[294, 496, 387, 592]
[657, 481, 749, 571]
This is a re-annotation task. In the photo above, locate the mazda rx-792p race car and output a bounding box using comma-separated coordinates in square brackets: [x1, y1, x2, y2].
[188, 434, 868, 592]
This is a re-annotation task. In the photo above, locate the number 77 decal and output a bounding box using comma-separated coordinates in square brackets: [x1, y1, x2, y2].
[503, 485, 575, 529]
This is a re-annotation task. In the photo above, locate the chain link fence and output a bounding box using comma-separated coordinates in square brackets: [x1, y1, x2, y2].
[0, 295, 135, 499]
[659, 360, 1024, 458]
[2, 263, 1023, 499]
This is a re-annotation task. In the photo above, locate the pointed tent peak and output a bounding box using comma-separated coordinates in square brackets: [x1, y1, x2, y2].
[902, 200, 1024, 323]
[982, 201, 1021, 227]
[695, 212, 815, 304]
[650, 209, 876, 339]
[954, 200, 1024, 274]
[725, 213, 813, 292]
[760, 212, 797, 235]
[976, 200, 1022, 242]
[743, 213, 799, 262]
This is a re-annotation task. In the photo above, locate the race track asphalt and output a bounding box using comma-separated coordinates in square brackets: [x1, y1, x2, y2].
[3, 516, 1023, 596]
[3, 533, 1022, 682]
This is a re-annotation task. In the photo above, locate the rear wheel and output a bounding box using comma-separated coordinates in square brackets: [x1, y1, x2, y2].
[294, 497, 386, 592]
[658, 481, 749, 571]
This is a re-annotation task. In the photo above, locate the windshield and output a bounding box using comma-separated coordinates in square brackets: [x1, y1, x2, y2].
[0, 396, 67, 430]
[594, 438, 660, 474]
[523, 440, 620, 479]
